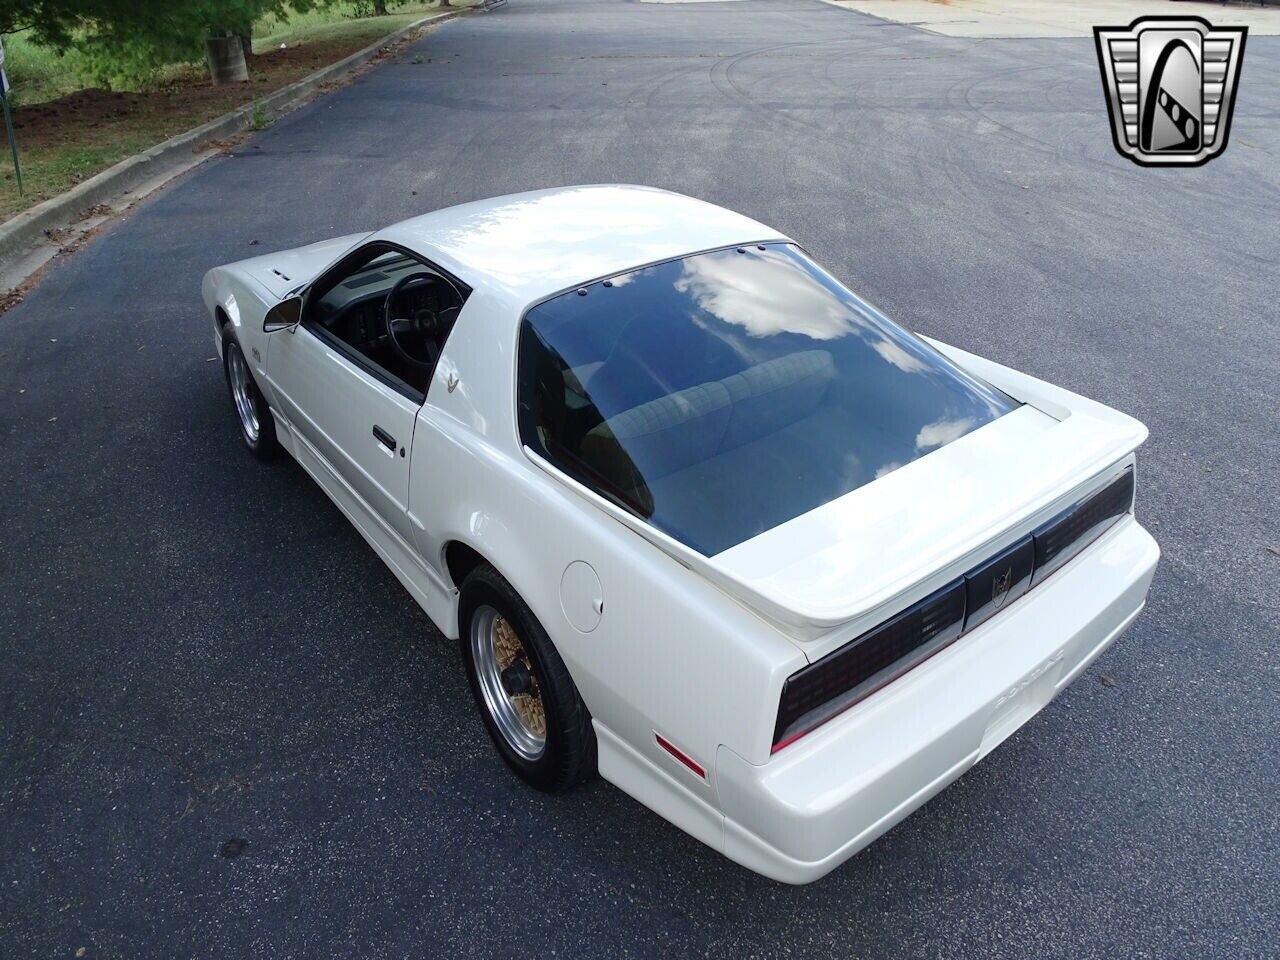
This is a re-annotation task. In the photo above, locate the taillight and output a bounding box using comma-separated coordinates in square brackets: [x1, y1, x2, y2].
[771, 466, 1136, 753]
[1032, 467, 1134, 585]
[772, 580, 966, 752]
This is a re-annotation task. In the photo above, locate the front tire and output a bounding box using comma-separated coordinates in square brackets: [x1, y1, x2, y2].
[459, 563, 596, 792]
[221, 331, 279, 460]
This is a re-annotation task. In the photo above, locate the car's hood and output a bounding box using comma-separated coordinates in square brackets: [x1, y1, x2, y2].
[230, 232, 372, 300]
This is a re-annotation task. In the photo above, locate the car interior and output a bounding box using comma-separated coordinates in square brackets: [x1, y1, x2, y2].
[309, 248, 468, 397]
[531, 323, 843, 542]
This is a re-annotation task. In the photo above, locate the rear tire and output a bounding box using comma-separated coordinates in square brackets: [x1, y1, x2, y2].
[221, 328, 280, 461]
[459, 563, 597, 792]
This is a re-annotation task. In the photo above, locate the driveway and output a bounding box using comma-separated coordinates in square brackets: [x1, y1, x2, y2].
[2, 1, 1276, 957]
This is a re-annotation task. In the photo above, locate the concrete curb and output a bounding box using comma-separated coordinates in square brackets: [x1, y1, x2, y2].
[0, 9, 463, 267]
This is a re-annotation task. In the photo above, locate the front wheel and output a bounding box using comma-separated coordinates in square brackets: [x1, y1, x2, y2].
[222, 332, 279, 460]
[459, 563, 596, 792]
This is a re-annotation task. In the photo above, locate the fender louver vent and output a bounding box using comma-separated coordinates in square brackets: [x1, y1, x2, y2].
[772, 467, 1135, 752]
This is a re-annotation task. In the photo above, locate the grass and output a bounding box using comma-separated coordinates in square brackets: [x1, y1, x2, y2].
[1, 32, 87, 106]
[249, 100, 270, 131]
[4, 129, 201, 216]
[0, 1, 469, 221]
[254, 2, 450, 51]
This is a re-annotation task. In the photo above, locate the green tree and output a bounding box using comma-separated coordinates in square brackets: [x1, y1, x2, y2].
[0, 0, 327, 85]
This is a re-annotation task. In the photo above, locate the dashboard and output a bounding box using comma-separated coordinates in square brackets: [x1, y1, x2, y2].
[304, 252, 469, 393]
[314, 256, 463, 354]
[319, 283, 455, 352]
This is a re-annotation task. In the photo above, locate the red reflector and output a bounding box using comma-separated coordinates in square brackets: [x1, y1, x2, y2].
[655, 733, 706, 779]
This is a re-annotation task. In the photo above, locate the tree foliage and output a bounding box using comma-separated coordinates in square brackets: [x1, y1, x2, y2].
[0, 0, 332, 84]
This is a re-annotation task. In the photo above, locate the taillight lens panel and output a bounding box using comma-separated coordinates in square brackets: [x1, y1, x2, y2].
[772, 580, 966, 752]
[1032, 467, 1135, 585]
[771, 467, 1136, 753]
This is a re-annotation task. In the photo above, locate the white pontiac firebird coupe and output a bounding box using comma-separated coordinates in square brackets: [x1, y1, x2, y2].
[204, 186, 1159, 883]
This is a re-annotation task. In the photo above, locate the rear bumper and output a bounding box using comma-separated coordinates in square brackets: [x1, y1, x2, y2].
[715, 516, 1159, 884]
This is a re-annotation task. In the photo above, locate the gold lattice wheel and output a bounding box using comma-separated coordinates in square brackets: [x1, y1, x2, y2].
[492, 615, 546, 739]
[470, 604, 548, 761]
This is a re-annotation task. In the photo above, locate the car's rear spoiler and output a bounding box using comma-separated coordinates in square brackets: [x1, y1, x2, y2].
[525, 339, 1148, 659]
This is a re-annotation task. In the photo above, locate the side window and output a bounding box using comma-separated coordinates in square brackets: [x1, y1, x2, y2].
[306, 245, 469, 398]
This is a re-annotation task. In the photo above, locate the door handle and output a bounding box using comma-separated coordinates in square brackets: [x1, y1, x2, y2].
[372, 425, 397, 451]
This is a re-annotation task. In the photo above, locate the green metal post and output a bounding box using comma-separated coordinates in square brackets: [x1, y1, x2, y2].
[1, 93, 20, 196]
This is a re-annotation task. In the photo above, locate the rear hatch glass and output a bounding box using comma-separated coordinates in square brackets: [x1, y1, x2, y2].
[517, 243, 1017, 556]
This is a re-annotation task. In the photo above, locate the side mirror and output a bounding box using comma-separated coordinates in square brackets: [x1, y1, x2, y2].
[263, 295, 303, 332]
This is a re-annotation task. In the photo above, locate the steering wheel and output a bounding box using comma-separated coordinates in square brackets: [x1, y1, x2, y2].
[383, 272, 443, 372]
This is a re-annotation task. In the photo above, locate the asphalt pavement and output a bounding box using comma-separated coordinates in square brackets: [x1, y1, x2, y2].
[2, 1, 1277, 957]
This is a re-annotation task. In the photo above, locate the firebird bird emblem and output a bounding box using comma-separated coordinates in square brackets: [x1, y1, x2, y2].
[992, 567, 1014, 609]
[1094, 16, 1247, 167]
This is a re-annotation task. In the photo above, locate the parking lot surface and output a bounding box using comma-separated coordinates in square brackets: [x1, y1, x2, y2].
[825, 0, 1280, 37]
[2, 1, 1277, 957]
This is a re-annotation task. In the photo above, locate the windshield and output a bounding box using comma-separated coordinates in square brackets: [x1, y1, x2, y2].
[517, 243, 1017, 555]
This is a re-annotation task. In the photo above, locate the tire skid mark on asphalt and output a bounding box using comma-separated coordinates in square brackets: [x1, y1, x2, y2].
[941, 44, 1280, 210]
[708, 36, 911, 149]
[620, 53, 723, 150]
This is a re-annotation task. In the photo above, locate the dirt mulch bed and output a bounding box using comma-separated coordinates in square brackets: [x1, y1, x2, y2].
[10, 41, 369, 149]
[0, 34, 420, 220]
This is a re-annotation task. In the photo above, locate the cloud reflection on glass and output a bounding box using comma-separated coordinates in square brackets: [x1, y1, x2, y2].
[519, 243, 1019, 555]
